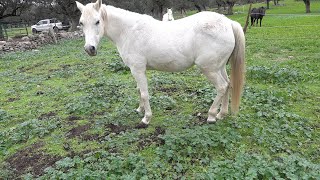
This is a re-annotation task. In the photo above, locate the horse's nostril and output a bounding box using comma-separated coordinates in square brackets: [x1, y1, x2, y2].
[89, 46, 95, 52]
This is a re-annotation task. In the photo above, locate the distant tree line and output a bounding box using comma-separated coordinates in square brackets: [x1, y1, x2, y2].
[0, 0, 314, 33]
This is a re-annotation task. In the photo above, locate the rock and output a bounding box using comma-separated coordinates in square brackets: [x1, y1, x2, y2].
[1, 30, 82, 54]
[21, 36, 30, 41]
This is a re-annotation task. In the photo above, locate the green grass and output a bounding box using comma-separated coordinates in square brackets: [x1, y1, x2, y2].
[1, 0, 320, 179]
[2, 26, 31, 38]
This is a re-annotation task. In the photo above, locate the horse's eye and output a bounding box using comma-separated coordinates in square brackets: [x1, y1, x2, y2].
[95, 20, 100, 25]
[79, 22, 83, 26]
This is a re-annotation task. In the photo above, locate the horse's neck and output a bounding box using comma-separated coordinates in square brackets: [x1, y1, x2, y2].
[104, 5, 144, 44]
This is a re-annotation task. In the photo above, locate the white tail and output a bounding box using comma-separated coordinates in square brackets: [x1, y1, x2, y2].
[229, 21, 245, 114]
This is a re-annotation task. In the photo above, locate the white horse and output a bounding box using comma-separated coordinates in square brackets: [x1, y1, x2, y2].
[162, 8, 174, 21]
[76, 0, 245, 126]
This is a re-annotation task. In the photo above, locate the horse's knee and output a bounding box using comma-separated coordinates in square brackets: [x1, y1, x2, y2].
[217, 83, 228, 96]
[140, 92, 149, 101]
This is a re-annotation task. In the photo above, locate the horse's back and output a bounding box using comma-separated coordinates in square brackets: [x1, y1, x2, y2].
[123, 11, 236, 72]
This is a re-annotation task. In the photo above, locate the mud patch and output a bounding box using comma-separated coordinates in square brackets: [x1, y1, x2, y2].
[67, 124, 91, 138]
[79, 123, 132, 142]
[90, 111, 106, 117]
[135, 122, 149, 129]
[106, 123, 131, 134]
[192, 112, 207, 125]
[182, 112, 207, 129]
[6, 142, 60, 177]
[67, 115, 82, 121]
[137, 126, 166, 149]
[6, 97, 20, 102]
[38, 111, 56, 120]
[81, 133, 101, 141]
[156, 86, 178, 95]
[19, 62, 45, 73]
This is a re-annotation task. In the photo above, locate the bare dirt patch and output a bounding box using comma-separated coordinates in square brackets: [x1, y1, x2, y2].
[66, 124, 91, 138]
[6, 142, 60, 178]
[192, 112, 207, 124]
[81, 133, 101, 141]
[137, 126, 166, 149]
[67, 115, 82, 121]
[156, 86, 178, 95]
[38, 111, 56, 120]
[6, 97, 20, 102]
[106, 123, 131, 134]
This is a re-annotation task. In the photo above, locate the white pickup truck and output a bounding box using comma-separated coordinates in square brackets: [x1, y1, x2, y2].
[31, 19, 70, 33]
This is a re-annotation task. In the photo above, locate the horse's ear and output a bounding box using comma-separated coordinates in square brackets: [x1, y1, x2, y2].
[94, 0, 102, 10]
[76, 1, 84, 13]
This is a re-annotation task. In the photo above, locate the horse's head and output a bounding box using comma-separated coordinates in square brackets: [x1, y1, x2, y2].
[167, 8, 174, 21]
[259, 7, 266, 16]
[76, 0, 107, 56]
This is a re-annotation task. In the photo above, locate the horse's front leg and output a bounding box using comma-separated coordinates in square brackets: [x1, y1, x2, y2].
[131, 67, 152, 125]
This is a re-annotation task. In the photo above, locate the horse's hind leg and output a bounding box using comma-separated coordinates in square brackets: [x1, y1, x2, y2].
[136, 86, 144, 113]
[200, 68, 229, 123]
[216, 68, 229, 120]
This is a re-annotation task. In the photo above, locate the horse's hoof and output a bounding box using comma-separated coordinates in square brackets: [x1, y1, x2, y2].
[216, 113, 227, 120]
[135, 122, 149, 129]
[207, 118, 216, 124]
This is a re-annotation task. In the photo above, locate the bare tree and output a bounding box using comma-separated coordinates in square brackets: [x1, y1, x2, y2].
[225, 0, 237, 15]
[0, 0, 34, 39]
[172, 0, 192, 17]
[50, 0, 91, 31]
[213, 0, 237, 14]
[34, 0, 90, 31]
[0, 0, 33, 20]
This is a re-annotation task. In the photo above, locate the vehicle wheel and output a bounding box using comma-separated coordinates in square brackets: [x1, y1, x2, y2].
[53, 26, 59, 33]
[32, 28, 37, 34]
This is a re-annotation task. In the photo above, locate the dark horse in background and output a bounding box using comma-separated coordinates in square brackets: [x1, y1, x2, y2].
[250, 7, 266, 27]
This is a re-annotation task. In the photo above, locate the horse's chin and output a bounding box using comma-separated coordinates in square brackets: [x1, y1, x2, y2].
[85, 50, 97, 56]
[88, 52, 97, 56]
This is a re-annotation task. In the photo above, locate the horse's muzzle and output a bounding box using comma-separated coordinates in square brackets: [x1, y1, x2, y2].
[85, 45, 97, 56]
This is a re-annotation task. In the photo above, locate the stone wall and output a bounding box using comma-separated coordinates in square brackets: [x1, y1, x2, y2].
[0, 31, 83, 54]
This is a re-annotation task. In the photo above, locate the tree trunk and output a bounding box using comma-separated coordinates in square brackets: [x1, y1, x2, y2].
[267, 0, 270, 9]
[69, 17, 79, 32]
[195, 4, 202, 12]
[305, 0, 311, 13]
[0, 24, 4, 40]
[227, 4, 234, 15]
[306, 0, 311, 13]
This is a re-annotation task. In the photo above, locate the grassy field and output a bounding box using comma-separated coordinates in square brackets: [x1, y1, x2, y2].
[1, 0, 320, 179]
[2, 26, 31, 39]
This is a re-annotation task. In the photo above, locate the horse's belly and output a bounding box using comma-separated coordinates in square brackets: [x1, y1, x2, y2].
[146, 58, 194, 72]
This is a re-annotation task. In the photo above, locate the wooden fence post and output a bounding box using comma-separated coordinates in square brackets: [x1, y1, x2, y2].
[243, 3, 252, 34]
